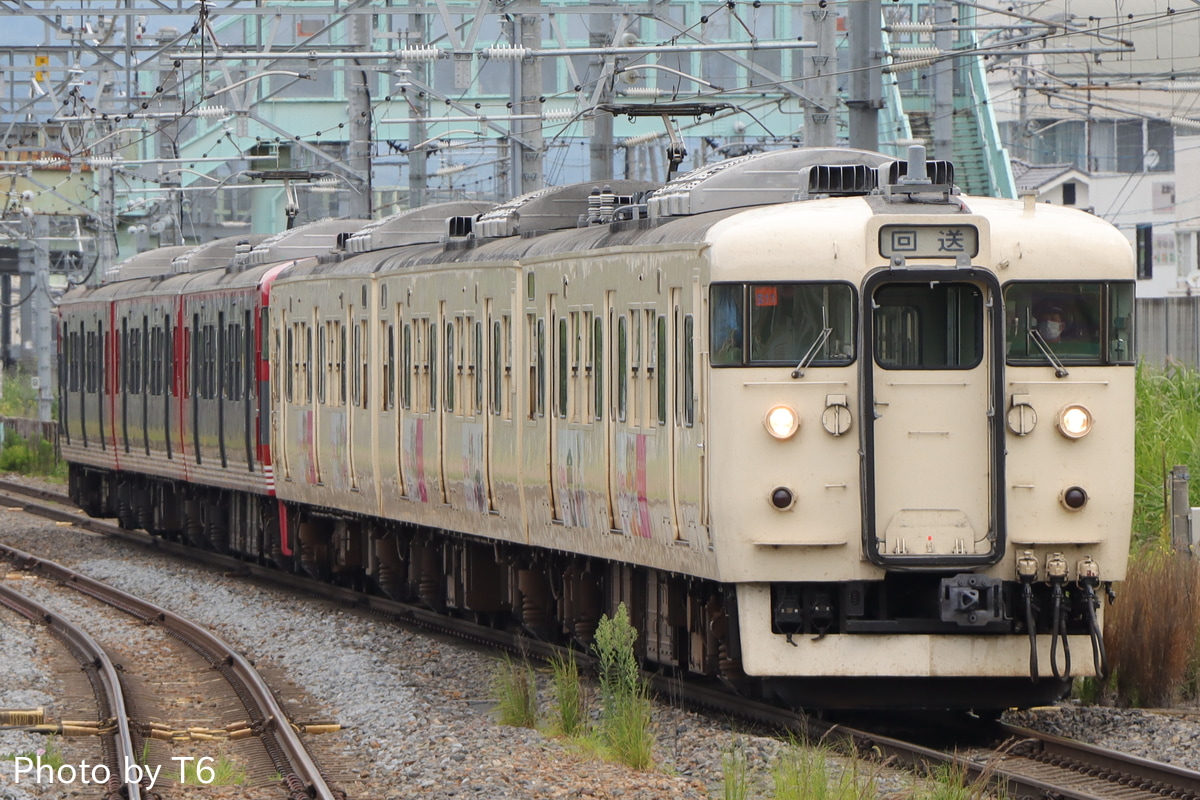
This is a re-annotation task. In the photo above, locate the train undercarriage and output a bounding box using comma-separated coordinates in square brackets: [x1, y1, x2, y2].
[69, 462, 1076, 711]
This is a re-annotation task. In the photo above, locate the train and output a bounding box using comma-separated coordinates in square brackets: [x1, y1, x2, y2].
[58, 146, 1135, 710]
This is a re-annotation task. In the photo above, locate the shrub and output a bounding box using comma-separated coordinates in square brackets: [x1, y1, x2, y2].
[1104, 550, 1200, 706]
[592, 603, 654, 770]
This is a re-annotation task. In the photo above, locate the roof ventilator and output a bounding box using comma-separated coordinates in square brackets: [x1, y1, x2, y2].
[795, 163, 878, 200]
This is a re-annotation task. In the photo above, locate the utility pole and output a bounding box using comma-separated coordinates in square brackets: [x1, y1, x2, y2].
[932, 0, 954, 160]
[408, 5, 429, 208]
[848, 0, 883, 152]
[516, 4, 544, 195]
[347, 9, 374, 218]
[19, 216, 53, 422]
[588, 0, 614, 183]
[93, 128, 118, 287]
[32, 216, 52, 424]
[803, 0, 837, 148]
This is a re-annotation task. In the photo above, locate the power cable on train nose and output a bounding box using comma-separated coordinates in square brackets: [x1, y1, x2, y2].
[1047, 554, 1071, 680]
[1077, 558, 1109, 680]
[1017, 551, 1039, 683]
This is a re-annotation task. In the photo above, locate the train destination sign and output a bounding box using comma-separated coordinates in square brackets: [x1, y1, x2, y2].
[879, 225, 979, 258]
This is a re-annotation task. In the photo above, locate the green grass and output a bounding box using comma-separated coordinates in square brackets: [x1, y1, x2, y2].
[491, 654, 539, 729]
[722, 740, 751, 800]
[1133, 363, 1200, 548]
[2, 735, 65, 770]
[548, 651, 586, 737]
[176, 751, 246, 786]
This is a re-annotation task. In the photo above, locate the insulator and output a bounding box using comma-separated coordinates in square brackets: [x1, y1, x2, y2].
[396, 46, 441, 62]
[541, 108, 574, 122]
[193, 104, 228, 118]
[890, 47, 941, 61]
[481, 45, 529, 60]
[622, 131, 664, 147]
[1167, 83, 1200, 93]
[85, 156, 121, 167]
[622, 86, 667, 98]
[1169, 116, 1200, 132]
[887, 23, 936, 33]
[884, 56, 937, 73]
[435, 163, 467, 177]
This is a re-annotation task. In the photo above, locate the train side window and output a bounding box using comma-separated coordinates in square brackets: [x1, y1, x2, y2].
[710, 284, 743, 365]
[557, 316, 568, 420]
[402, 323, 412, 410]
[683, 314, 695, 427]
[445, 321, 456, 413]
[617, 315, 627, 423]
[316, 324, 326, 404]
[429, 322, 438, 412]
[656, 315, 668, 426]
[351, 321, 361, 407]
[592, 314, 603, 422]
[474, 320, 484, 415]
[305, 324, 313, 403]
[536, 318, 545, 418]
[502, 314, 513, 421]
[385, 322, 396, 411]
[285, 325, 294, 403]
[360, 320, 369, 410]
[491, 320, 503, 416]
[339, 322, 348, 407]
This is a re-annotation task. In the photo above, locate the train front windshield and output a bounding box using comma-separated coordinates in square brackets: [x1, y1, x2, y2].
[1004, 281, 1135, 365]
[710, 283, 855, 366]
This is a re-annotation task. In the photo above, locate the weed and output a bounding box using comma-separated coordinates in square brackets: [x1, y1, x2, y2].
[772, 743, 874, 800]
[491, 654, 539, 728]
[2, 735, 65, 770]
[1133, 364, 1200, 548]
[176, 750, 246, 785]
[721, 740, 751, 800]
[548, 650, 586, 737]
[1105, 550, 1200, 706]
[592, 603, 654, 770]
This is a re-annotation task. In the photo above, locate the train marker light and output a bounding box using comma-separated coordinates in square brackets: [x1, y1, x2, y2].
[764, 405, 800, 440]
[770, 487, 795, 510]
[1061, 486, 1088, 510]
[1056, 404, 1093, 439]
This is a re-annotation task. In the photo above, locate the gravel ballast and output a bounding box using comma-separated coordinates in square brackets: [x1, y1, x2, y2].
[3, 492, 1200, 798]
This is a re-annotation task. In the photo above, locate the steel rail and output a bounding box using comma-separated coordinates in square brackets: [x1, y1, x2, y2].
[0, 540, 341, 800]
[7, 479, 1200, 800]
[0, 578, 141, 800]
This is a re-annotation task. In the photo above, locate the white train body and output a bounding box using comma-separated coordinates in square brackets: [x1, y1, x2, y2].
[63, 149, 1134, 709]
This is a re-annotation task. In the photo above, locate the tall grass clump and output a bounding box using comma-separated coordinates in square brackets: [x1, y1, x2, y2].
[1104, 550, 1200, 706]
[491, 654, 539, 728]
[911, 761, 1001, 800]
[1134, 363, 1200, 547]
[593, 602, 654, 770]
[721, 740, 751, 800]
[548, 651, 586, 736]
[772, 743, 876, 800]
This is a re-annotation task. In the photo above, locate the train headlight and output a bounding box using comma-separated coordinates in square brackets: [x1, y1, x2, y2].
[764, 405, 800, 440]
[1056, 404, 1093, 439]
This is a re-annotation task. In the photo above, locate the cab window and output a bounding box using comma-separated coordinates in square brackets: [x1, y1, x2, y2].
[1004, 281, 1135, 365]
[710, 283, 855, 367]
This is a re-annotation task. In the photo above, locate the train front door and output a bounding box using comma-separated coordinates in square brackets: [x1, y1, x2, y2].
[861, 269, 1005, 567]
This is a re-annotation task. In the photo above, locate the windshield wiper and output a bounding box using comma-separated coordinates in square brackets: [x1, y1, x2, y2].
[790, 327, 833, 379]
[1028, 329, 1069, 378]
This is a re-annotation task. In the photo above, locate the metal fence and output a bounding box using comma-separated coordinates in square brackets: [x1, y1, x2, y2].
[1136, 297, 1200, 368]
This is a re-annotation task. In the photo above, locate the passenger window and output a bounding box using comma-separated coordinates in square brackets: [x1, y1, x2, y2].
[445, 321, 455, 413]
[617, 315, 627, 423]
[683, 314, 694, 427]
[557, 316, 568, 419]
[474, 320, 484, 415]
[492, 320, 503, 416]
[712, 283, 855, 367]
[656, 315, 667, 426]
[402, 323, 412, 410]
[593, 316, 603, 422]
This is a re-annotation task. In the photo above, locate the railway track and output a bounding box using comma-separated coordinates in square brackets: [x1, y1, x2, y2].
[2, 477, 1198, 800]
[0, 506, 344, 800]
[0, 574, 142, 800]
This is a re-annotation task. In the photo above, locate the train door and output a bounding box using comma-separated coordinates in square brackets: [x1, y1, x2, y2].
[547, 295, 562, 521]
[861, 270, 1005, 567]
